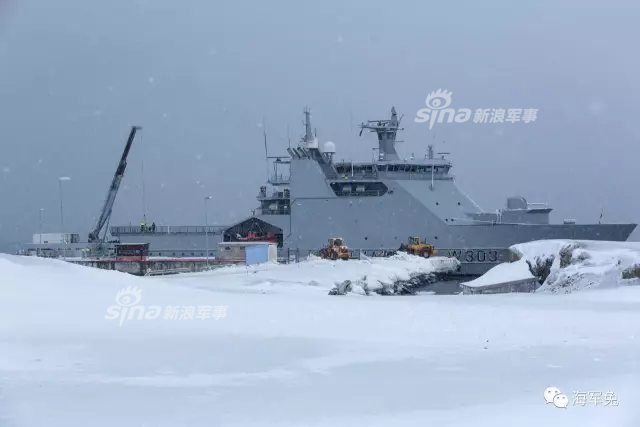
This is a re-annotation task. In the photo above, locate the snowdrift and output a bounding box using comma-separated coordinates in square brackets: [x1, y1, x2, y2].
[163, 253, 460, 296]
[511, 240, 640, 293]
[460, 259, 535, 288]
[0, 252, 459, 298]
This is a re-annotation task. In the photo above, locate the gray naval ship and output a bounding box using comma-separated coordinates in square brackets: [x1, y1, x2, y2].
[213, 107, 636, 275]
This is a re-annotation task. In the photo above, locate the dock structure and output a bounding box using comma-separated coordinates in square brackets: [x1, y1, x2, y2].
[62, 241, 280, 276]
[109, 225, 229, 258]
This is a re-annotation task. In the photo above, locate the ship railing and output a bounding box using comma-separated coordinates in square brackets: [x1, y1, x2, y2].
[260, 208, 290, 215]
[375, 171, 453, 180]
[327, 172, 379, 180]
[526, 202, 548, 208]
[268, 174, 290, 184]
[257, 191, 290, 199]
[336, 190, 387, 197]
[110, 225, 227, 235]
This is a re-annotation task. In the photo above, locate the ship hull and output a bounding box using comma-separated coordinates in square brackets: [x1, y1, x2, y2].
[280, 219, 635, 276]
[279, 185, 636, 275]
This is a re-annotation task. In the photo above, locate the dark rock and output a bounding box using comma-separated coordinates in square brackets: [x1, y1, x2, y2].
[622, 265, 640, 280]
[527, 256, 554, 284]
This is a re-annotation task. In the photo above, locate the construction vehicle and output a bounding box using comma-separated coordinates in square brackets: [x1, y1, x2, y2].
[398, 236, 437, 258]
[88, 126, 142, 256]
[318, 237, 350, 260]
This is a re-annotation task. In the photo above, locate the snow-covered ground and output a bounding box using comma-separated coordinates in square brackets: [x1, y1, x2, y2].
[1, 253, 639, 426]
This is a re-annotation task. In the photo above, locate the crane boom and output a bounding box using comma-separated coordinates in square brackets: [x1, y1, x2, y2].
[88, 126, 141, 244]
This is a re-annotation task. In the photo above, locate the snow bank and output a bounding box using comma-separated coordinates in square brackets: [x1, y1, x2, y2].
[460, 259, 535, 288]
[511, 240, 640, 293]
[163, 253, 460, 296]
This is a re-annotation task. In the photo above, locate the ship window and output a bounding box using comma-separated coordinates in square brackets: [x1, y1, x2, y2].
[364, 237, 368, 240]
[181, 252, 185, 256]
[191, 252, 195, 256]
[172, 252, 176, 256]
[434, 236, 438, 240]
[458, 202, 461, 205]
[436, 202, 439, 206]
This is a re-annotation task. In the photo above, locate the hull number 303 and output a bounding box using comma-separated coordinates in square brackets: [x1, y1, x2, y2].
[447, 249, 500, 263]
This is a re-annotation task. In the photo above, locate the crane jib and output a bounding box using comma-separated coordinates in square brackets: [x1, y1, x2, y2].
[88, 126, 141, 244]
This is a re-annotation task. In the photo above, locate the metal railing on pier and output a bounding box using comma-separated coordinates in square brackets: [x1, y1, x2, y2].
[277, 248, 400, 263]
[110, 225, 227, 235]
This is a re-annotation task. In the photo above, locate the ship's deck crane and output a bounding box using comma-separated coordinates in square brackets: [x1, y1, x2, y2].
[88, 126, 141, 248]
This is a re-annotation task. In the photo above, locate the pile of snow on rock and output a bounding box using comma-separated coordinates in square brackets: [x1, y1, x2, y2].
[328, 253, 459, 296]
[511, 240, 640, 293]
[165, 253, 460, 296]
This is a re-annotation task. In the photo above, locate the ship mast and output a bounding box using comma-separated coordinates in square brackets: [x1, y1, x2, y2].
[302, 107, 314, 146]
[359, 106, 404, 161]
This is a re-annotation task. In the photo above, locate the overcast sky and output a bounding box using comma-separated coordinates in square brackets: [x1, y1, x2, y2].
[1, 0, 639, 251]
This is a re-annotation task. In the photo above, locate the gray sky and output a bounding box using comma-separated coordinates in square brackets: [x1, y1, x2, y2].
[1, 0, 639, 252]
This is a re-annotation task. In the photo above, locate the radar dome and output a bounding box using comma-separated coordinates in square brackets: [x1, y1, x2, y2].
[323, 141, 336, 153]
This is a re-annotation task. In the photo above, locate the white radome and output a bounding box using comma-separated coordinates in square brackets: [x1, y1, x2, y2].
[323, 141, 336, 153]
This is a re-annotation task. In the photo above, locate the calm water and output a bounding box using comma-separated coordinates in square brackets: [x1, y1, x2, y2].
[417, 277, 473, 295]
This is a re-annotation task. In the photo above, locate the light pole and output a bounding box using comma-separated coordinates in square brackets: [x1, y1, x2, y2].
[58, 176, 71, 260]
[38, 208, 44, 255]
[39, 208, 44, 242]
[204, 196, 212, 270]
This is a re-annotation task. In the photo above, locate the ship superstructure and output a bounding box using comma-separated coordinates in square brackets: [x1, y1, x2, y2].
[220, 107, 636, 275]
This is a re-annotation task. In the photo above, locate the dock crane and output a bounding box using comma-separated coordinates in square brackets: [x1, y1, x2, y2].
[88, 126, 141, 253]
